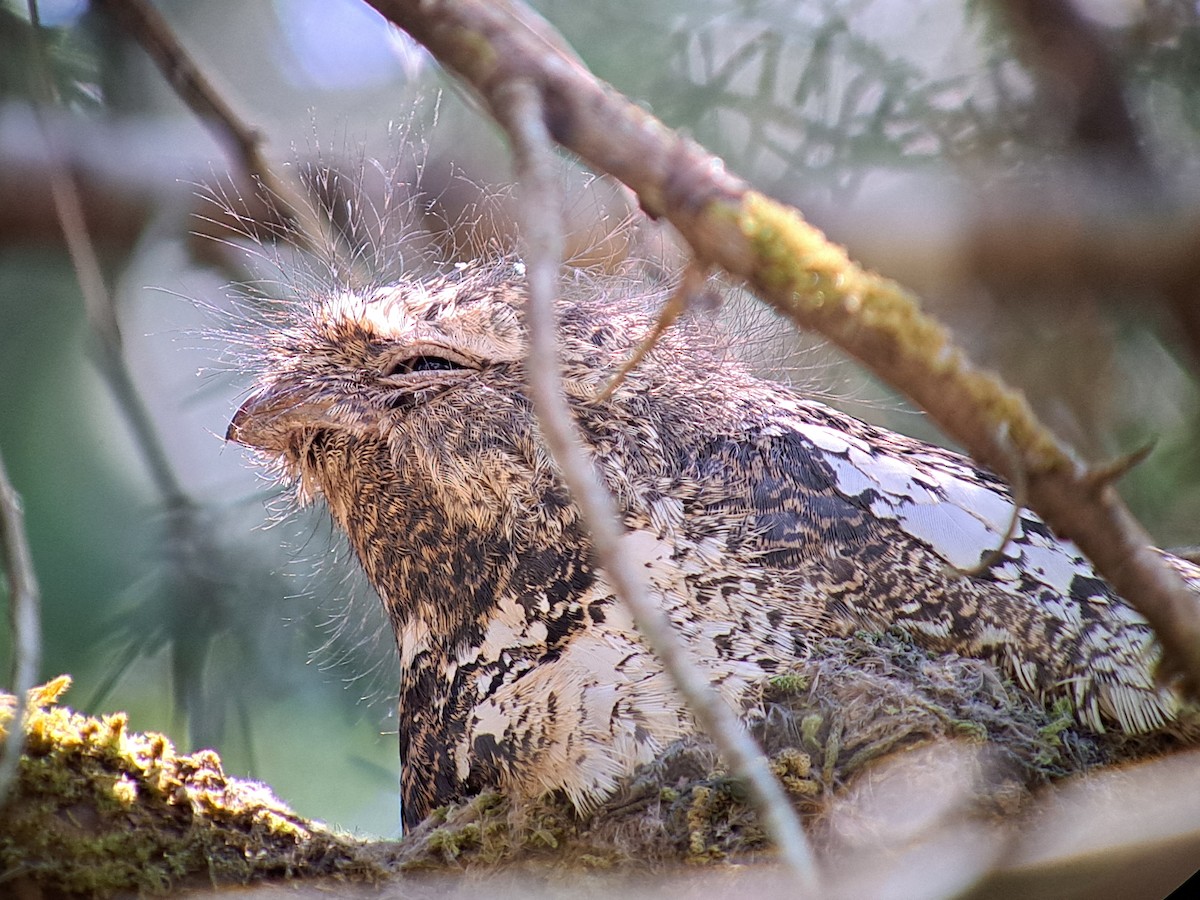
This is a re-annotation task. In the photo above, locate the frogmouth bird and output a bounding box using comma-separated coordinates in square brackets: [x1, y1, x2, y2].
[226, 264, 1198, 829]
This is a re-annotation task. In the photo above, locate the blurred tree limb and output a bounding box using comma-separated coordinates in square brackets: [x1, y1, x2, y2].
[363, 0, 1200, 693]
[0, 450, 41, 807]
[983, 0, 1200, 373]
[993, 0, 1153, 177]
[92, 0, 366, 286]
[23, 0, 186, 513]
[21, 0, 249, 751]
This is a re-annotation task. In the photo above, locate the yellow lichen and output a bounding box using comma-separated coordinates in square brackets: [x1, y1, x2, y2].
[727, 190, 1069, 473]
[0, 631, 1136, 890]
[736, 191, 947, 358]
[685, 785, 718, 859]
[0, 677, 385, 898]
[770, 748, 819, 798]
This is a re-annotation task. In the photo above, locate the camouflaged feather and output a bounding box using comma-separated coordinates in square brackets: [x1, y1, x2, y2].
[227, 264, 1200, 828]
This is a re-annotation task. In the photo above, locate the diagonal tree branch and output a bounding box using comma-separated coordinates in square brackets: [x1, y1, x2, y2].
[363, 0, 1200, 693]
[24, 0, 187, 511]
[94, 0, 366, 285]
[495, 78, 820, 888]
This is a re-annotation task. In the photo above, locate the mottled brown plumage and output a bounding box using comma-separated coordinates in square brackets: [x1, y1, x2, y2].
[227, 263, 1199, 828]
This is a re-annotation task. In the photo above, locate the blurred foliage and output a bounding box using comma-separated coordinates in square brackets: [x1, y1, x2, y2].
[1, 0, 1199, 839]
[0, 2, 103, 107]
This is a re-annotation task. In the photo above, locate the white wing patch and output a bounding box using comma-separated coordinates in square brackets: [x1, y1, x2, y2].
[778, 414, 1098, 597]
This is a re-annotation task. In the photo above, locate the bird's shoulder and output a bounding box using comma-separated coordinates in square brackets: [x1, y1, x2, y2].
[675, 387, 1113, 606]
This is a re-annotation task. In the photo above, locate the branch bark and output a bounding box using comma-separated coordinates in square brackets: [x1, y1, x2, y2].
[363, 0, 1200, 693]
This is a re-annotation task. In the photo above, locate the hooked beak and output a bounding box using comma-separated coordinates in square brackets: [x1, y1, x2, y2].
[227, 381, 382, 455]
[226, 386, 287, 446]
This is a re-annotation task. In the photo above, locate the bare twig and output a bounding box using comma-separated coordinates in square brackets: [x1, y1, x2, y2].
[948, 425, 1028, 580]
[93, 0, 364, 284]
[24, 0, 187, 510]
[364, 0, 1200, 695]
[0, 450, 42, 807]
[1082, 442, 1157, 496]
[599, 261, 704, 399]
[495, 80, 820, 887]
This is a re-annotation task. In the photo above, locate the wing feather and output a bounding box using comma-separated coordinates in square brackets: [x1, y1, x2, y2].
[678, 389, 1188, 735]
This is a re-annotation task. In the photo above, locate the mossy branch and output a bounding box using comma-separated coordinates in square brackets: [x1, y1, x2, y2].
[0, 678, 384, 897]
[364, 0, 1200, 695]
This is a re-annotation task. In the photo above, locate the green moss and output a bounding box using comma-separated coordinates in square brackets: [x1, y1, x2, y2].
[799, 713, 824, 753]
[0, 677, 387, 898]
[684, 785, 724, 860]
[770, 748, 819, 798]
[393, 791, 589, 871]
[425, 823, 480, 861]
[736, 191, 946, 354]
[953, 719, 991, 741]
[1032, 697, 1082, 766]
[767, 673, 809, 694]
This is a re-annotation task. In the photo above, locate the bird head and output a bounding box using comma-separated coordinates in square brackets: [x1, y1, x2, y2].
[226, 265, 528, 492]
[226, 263, 735, 525]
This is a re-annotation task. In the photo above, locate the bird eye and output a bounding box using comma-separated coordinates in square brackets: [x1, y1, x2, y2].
[383, 355, 467, 377]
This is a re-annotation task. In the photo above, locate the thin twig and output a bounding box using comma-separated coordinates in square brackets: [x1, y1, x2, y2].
[599, 261, 705, 400]
[24, 0, 187, 510]
[495, 78, 820, 889]
[93, 0, 365, 285]
[949, 424, 1026, 579]
[0, 450, 42, 807]
[365, 0, 1200, 696]
[1082, 442, 1156, 496]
